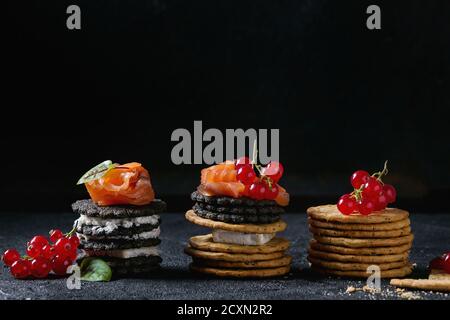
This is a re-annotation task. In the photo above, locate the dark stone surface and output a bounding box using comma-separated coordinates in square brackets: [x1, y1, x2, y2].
[0, 212, 449, 300]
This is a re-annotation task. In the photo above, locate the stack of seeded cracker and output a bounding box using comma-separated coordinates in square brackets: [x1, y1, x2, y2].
[72, 199, 166, 276]
[307, 205, 414, 278]
[184, 192, 291, 278]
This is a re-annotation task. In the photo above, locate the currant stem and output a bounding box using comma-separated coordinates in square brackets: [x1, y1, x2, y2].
[371, 160, 389, 182]
[65, 222, 78, 237]
[249, 139, 274, 188]
[351, 186, 364, 202]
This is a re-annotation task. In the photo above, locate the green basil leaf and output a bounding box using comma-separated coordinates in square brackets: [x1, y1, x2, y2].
[77, 160, 116, 185]
[80, 258, 112, 282]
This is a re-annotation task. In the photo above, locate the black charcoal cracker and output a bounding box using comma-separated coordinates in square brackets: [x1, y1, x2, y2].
[113, 265, 161, 276]
[193, 205, 280, 224]
[102, 255, 162, 268]
[195, 202, 284, 215]
[191, 191, 278, 207]
[79, 238, 161, 250]
[76, 220, 160, 238]
[72, 199, 166, 218]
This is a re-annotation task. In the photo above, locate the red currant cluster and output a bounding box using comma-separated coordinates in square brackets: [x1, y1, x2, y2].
[235, 157, 284, 200]
[337, 162, 397, 215]
[1, 229, 80, 279]
[429, 252, 450, 274]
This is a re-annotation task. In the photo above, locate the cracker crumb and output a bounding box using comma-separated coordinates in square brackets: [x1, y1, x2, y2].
[362, 285, 380, 294]
[346, 286, 357, 293]
[399, 291, 422, 300]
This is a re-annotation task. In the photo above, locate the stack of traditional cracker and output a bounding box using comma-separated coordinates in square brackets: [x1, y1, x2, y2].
[184, 192, 291, 278]
[72, 199, 166, 276]
[307, 205, 414, 278]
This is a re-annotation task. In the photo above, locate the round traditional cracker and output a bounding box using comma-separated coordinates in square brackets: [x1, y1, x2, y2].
[313, 234, 414, 248]
[307, 205, 409, 224]
[308, 256, 409, 271]
[189, 234, 290, 254]
[308, 248, 409, 263]
[72, 199, 166, 218]
[311, 264, 413, 278]
[309, 225, 411, 238]
[185, 210, 287, 233]
[184, 245, 285, 262]
[308, 218, 410, 231]
[190, 263, 291, 278]
[310, 239, 412, 255]
[193, 255, 292, 269]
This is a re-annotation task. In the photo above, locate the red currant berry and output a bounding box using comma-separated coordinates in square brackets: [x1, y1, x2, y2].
[51, 254, 73, 276]
[248, 182, 266, 200]
[241, 185, 251, 198]
[383, 184, 397, 203]
[49, 229, 64, 243]
[429, 257, 444, 270]
[2, 249, 21, 267]
[30, 235, 49, 248]
[374, 192, 388, 211]
[68, 235, 80, 248]
[262, 161, 284, 183]
[10, 259, 31, 279]
[443, 253, 450, 274]
[236, 165, 257, 185]
[235, 157, 251, 169]
[54, 238, 74, 255]
[26, 243, 42, 258]
[67, 248, 78, 261]
[40, 244, 56, 260]
[350, 170, 369, 189]
[362, 177, 383, 198]
[337, 194, 357, 215]
[358, 198, 375, 215]
[264, 184, 279, 200]
[31, 257, 52, 278]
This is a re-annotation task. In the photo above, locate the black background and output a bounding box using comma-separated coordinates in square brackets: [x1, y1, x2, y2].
[3, 0, 450, 213]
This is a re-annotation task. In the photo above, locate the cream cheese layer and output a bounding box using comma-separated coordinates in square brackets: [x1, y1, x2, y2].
[212, 229, 275, 246]
[84, 246, 161, 259]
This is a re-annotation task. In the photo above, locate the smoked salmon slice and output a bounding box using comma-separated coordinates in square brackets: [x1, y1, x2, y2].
[274, 185, 290, 207]
[199, 161, 245, 198]
[198, 161, 289, 206]
[85, 162, 155, 206]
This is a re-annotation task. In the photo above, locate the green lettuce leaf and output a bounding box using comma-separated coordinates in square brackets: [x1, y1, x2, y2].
[80, 258, 112, 282]
[77, 160, 116, 185]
